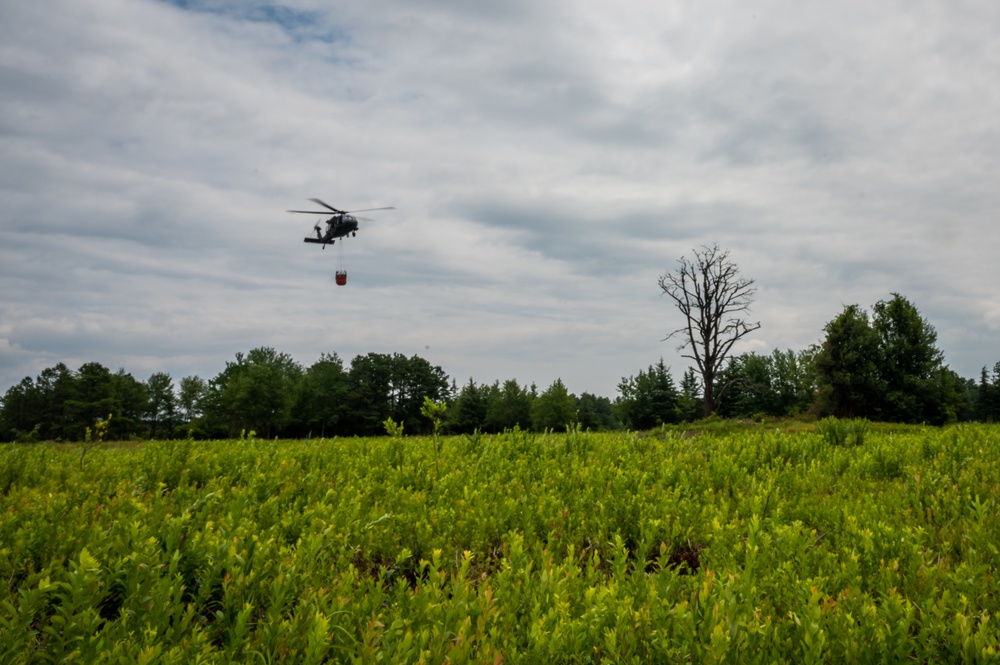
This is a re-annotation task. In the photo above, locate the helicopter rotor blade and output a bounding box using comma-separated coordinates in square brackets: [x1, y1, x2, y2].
[345, 206, 395, 213]
[288, 210, 337, 214]
[309, 198, 345, 213]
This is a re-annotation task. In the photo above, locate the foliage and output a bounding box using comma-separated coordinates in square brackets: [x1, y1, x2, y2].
[145, 372, 177, 439]
[815, 303, 882, 419]
[816, 416, 869, 447]
[676, 367, 702, 422]
[616, 359, 681, 428]
[718, 348, 817, 419]
[446, 379, 489, 434]
[979, 362, 1000, 422]
[531, 379, 576, 431]
[574, 392, 619, 431]
[291, 353, 348, 438]
[420, 396, 447, 436]
[873, 294, 944, 422]
[815, 295, 967, 424]
[382, 417, 404, 438]
[484, 379, 534, 432]
[4, 426, 1000, 661]
[4, 327, 999, 444]
[210, 347, 304, 438]
[177, 375, 208, 437]
[0, 351, 452, 442]
[345, 353, 450, 436]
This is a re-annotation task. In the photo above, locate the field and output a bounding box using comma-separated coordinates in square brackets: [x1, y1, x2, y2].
[2, 423, 1000, 663]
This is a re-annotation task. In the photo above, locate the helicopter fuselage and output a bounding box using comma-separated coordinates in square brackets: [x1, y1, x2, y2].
[304, 214, 359, 245]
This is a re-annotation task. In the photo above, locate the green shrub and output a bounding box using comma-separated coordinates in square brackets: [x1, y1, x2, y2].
[1, 426, 999, 661]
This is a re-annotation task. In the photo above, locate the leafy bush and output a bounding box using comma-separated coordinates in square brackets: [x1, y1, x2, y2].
[818, 416, 869, 446]
[1, 426, 1000, 661]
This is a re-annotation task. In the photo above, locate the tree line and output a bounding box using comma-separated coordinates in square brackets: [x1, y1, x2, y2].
[3, 284, 1000, 441]
[0, 348, 619, 442]
[618, 293, 993, 428]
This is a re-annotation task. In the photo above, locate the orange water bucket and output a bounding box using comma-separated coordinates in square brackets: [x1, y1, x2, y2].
[335, 271, 347, 286]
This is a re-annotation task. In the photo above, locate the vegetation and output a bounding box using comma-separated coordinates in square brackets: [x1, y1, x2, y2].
[814, 294, 973, 424]
[1, 290, 998, 442]
[3, 425, 1000, 661]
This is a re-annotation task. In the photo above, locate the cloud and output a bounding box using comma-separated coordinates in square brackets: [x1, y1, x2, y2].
[2, 0, 1000, 399]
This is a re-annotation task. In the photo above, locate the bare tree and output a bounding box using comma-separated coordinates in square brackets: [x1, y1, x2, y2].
[659, 244, 761, 418]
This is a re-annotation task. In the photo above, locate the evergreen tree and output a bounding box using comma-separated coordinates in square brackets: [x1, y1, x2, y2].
[615, 359, 680, 429]
[448, 378, 489, 434]
[531, 378, 576, 431]
[816, 295, 963, 422]
[576, 392, 619, 431]
[815, 304, 882, 418]
[65, 362, 115, 440]
[109, 369, 148, 439]
[485, 379, 534, 432]
[872, 294, 942, 422]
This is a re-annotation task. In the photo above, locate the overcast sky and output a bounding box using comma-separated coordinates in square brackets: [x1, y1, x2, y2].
[2, 0, 999, 399]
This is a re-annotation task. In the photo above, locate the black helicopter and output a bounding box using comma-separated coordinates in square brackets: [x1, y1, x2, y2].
[287, 198, 394, 247]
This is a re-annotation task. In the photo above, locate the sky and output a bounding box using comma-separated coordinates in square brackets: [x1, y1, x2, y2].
[2, 0, 999, 399]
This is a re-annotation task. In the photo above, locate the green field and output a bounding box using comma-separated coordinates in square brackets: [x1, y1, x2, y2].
[2, 424, 1000, 662]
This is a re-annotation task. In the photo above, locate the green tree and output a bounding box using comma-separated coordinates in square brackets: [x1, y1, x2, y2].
[816, 295, 962, 423]
[345, 353, 450, 435]
[447, 378, 489, 434]
[345, 353, 394, 435]
[211, 347, 303, 437]
[2, 363, 77, 441]
[814, 304, 882, 418]
[531, 378, 576, 431]
[978, 362, 1000, 422]
[616, 359, 680, 429]
[718, 349, 816, 418]
[389, 354, 451, 433]
[924, 367, 971, 425]
[177, 375, 208, 437]
[717, 353, 776, 418]
[575, 392, 619, 431]
[109, 369, 148, 440]
[871, 294, 943, 422]
[0, 377, 43, 442]
[39, 363, 77, 440]
[292, 353, 349, 437]
[676, 368, 702, 422]
[144, 372, 177, 439]
[771, 347, 817, 416]
[485, 379, 534, 432]
[65, 362, 114, 441]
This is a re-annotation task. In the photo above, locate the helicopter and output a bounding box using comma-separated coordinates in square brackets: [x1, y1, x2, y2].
[287, 198, 395, 248]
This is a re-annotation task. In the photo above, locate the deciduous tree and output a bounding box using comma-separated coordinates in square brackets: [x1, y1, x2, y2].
[145, 372, 177, 439]
[659, 244, 760, 417]
[293, 353, 348, 437]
